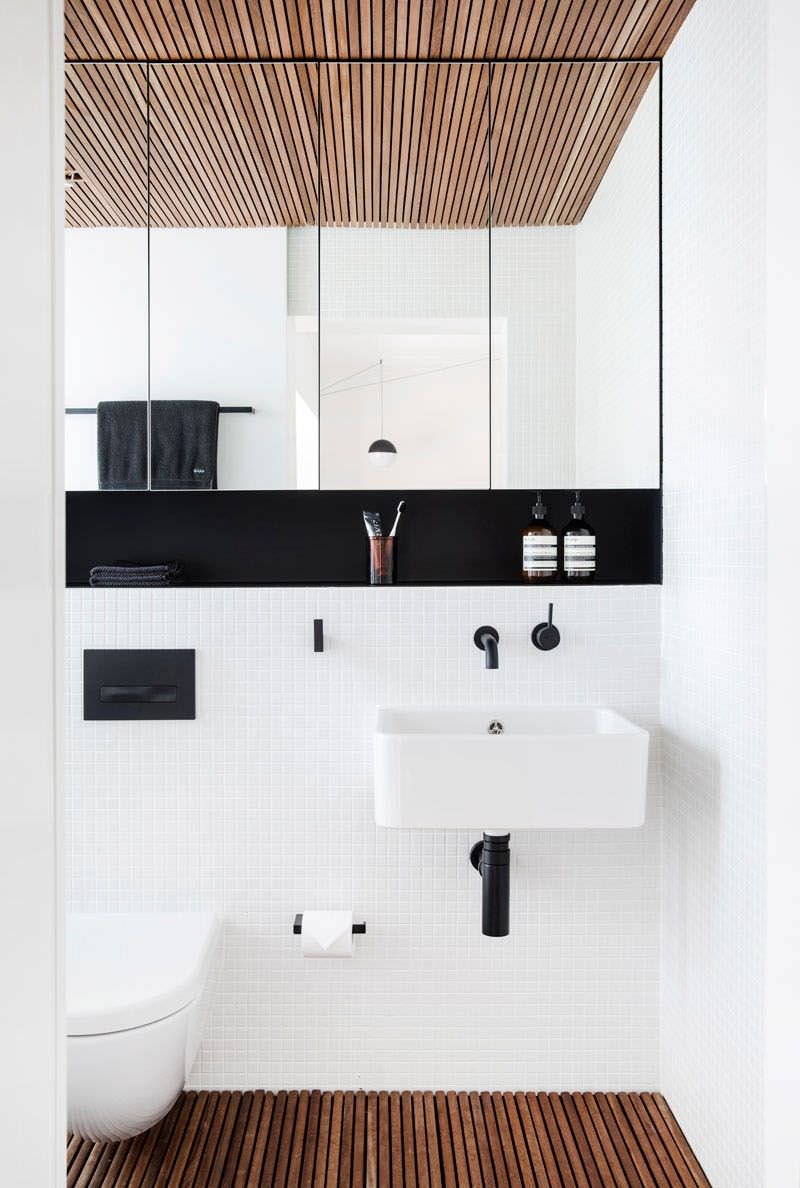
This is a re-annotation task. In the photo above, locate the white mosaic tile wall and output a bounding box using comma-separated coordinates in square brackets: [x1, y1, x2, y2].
[66, 584, 661, 1090]
[576, 76, 660, 489]
[661, 0, 767, 1182]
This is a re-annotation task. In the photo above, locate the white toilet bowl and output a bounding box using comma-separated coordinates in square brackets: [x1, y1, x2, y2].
[67, 912, 220, 1142]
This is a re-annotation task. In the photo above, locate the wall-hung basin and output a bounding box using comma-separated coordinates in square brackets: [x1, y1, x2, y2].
[374, 706, 649, 831]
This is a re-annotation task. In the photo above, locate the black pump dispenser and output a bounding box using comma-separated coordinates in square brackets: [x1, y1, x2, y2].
[570, 492, 585, 518]
[562, 490, 596, 581]
[522, 492, 557, 582]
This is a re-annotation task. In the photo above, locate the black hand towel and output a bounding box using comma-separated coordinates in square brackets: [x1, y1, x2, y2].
[97, 401, 147, 491]
[151, 400, 220, 490]
[89, 562, 184, 587]
[97, 400, 221, 490]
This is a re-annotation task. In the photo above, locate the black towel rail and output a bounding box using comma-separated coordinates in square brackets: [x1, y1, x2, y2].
[66, 405, 254, 414]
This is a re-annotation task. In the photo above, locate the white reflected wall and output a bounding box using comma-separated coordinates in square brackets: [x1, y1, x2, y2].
[318, 227, 490, 489]
[64, 229, 147, 490]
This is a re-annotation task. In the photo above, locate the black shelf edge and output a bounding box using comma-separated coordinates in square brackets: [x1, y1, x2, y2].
[66, 489, 662, 587]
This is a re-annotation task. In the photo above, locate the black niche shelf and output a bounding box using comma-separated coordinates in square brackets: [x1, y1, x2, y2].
[66, 489, 662, 587]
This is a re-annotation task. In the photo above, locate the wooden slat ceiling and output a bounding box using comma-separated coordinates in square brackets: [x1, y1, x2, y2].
[65, 59, 657, 229]
[64, 2, 685, 230]
[65, 1, 695, 62]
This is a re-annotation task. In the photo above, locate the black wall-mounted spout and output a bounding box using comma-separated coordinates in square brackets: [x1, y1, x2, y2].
[474, 625, 500, 669]
[470, 833, 510, 936]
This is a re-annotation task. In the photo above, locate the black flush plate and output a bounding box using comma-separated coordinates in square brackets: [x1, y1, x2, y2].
[83, 649, 196, 720]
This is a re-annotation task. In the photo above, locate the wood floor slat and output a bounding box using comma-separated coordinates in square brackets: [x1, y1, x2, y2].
[599, 1093, 657, 1188]
[498, 1092, 537, 1186]
[647, 1094, 712, 1188]
[480, 1094, 514, 1188]
[68, 1091, 710, 1187]
[522, 1092, 562, 1188]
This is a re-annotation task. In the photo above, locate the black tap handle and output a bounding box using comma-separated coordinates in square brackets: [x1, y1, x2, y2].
[532, 603, 560, 651]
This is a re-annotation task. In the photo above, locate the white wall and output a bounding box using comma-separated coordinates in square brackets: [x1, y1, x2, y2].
[66, 586, 661, 1091]
[661, 0, 767, 1183]
[65, 228, 294, 490]
[764, 1, 800, 1183]
[64, 230, 148, 490]
[576, 76, 661, 489]
[0, 0, 62, 1183]
[491, 229, 576, 487]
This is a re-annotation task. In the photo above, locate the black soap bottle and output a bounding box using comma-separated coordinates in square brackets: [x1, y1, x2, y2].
[522, 492, 557, 582]
[561, 491, 596, 581]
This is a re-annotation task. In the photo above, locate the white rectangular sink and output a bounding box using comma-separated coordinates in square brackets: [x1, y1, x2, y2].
[374, 706, 649, 830]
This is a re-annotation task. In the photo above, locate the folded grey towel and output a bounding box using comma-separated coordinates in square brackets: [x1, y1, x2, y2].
[97, 400, 220, 491]
[89, 562, 184, 588]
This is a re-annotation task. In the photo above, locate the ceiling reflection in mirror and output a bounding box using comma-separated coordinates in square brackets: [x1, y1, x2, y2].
[64, 60, 660, 492]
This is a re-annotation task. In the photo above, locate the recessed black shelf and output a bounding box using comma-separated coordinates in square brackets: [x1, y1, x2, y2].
[67, 490, 661, 587]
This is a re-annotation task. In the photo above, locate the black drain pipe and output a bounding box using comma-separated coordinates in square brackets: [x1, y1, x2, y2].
[470, 832, 510, 937]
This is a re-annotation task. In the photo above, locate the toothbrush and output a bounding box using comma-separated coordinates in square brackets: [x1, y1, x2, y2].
[389, 500, 406, 537]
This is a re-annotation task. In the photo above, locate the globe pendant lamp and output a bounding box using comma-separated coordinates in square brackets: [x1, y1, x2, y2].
[368, 358, 397, 468]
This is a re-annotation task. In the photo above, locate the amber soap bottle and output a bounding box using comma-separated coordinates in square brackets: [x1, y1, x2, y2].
[522, 493, 557, 582]
[562, 491, 596, 580]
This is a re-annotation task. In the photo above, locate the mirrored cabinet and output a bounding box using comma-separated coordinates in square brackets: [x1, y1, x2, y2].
[64, 59, 661, 494]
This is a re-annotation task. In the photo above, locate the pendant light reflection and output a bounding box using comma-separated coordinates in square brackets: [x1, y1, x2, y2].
[368, 357, 397, 468]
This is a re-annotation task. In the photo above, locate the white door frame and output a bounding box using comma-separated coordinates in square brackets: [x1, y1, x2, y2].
[0, 0, 64, 1184]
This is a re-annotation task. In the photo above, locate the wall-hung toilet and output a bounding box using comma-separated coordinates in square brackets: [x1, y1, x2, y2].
[67, 913, 220, 1142]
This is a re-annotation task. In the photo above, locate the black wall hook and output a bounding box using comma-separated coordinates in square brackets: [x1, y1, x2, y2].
[313, 619, 324, 652]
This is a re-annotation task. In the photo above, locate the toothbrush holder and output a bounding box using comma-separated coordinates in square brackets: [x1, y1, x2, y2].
[368, 536, 396, 585]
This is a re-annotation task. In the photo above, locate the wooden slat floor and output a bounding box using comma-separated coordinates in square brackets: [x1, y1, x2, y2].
[67, 1090, 711, 1187]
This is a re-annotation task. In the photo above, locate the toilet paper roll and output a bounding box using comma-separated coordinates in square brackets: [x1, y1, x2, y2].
[300, 910, 354, 958]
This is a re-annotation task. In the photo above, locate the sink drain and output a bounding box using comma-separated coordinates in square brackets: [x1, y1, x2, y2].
[487, 719, 505, 735]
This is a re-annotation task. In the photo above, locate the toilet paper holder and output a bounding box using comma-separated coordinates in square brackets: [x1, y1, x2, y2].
[293, 913, 366, 935]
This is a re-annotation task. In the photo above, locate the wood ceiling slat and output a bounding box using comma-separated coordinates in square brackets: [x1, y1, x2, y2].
[515, 1, 555, 59]
[318, 65, 341, 224]
[525, 65, 595, 223]
[543, 66, 634, 222]
[531, 62, 622, 222]
[149, 82, 231, 225]
[589, 0, 638, 56]
[491, 63, 549, 225]
[541, 0, 585, 57]
[571, 0, 619, 58]
[612, 0, 663, 56]
[555, 63, 651, 222]
[451, 68, 486, 227]
[65, 0, 696, 60]
[226, 0, 258, 57]
[66, 51, 660, 230]
[505, 64, 565, 224]
[548, 63, 641, 222]
[389, 63, 406, 223]
[224, 66, 294, 222]
[65, 65, 148, 225]
[567, 63, 657, 221]
[248, 66, 311, 220]
[175, 0, 215, 55]
[159, 0, 203, 57]
[488, 62, 531, 219]
[150, 67, 246, 225]
[347, 61, 364, 221]
[639, 0, 696, 56]
[74, 0, 132, 58]
[400, 65, 424, 225]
